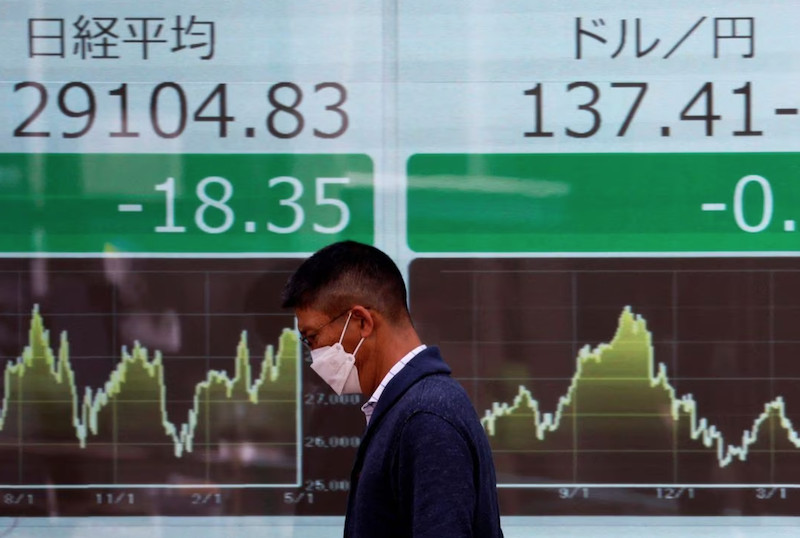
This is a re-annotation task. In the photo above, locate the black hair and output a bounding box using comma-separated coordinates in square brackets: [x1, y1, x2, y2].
[281, 241, 410, 324]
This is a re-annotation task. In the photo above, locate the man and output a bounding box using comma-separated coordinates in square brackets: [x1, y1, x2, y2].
[282, 240, 503, 538]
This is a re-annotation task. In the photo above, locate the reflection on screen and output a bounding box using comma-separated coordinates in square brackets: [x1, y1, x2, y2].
[1, 0, 799, 536]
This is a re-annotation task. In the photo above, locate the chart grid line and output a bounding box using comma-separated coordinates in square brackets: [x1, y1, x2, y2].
[0, 260, 302, 489]
[672, 270, 679, 484]
[412, 258, 800, 489]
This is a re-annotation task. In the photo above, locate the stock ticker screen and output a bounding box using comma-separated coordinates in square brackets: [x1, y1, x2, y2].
[1, 1, 799, 536]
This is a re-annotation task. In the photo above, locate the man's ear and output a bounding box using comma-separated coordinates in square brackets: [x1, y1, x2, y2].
[350, 305, 375, 337]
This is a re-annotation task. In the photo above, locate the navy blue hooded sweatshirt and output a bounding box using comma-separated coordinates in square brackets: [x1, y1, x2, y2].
[343, 347, 504, 538]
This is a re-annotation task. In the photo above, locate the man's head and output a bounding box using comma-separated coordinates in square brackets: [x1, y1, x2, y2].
[282, 241, 420, 395]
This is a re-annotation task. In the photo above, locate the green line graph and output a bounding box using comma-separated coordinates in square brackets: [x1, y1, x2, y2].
[482, 308, 799, 473]
[0, 307, 300, 486]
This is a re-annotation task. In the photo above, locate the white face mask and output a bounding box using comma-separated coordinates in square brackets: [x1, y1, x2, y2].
[309, 311, 365, 395]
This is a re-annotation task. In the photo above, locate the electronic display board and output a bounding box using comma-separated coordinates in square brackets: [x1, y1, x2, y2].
[1, 0, 799, 536]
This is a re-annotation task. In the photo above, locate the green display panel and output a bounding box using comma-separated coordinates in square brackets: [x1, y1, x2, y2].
[0, 154, 373, 253]
[408, 153, 800, 253]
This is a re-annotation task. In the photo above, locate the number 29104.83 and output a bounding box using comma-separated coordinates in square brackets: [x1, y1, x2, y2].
[13, 82, 348, 140]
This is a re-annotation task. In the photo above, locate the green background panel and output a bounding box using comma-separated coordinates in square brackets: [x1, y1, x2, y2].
[407, 153, 800, 253]
[0, 153, 373, 253]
